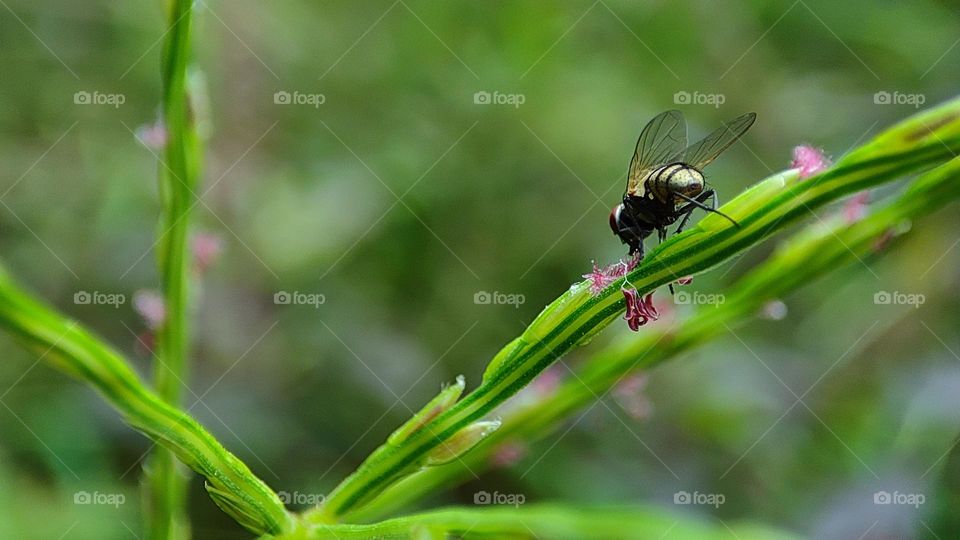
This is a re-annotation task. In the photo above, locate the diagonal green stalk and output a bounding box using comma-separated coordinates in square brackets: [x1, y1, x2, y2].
[309, 98, 960, 522]
[0, 269, 296, 535]
[149, 0, 201, 537]
[346, 154, 960, 522]
[281, 504, 799, 540]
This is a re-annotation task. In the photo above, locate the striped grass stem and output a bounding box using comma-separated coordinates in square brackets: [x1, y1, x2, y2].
[309, 97, 960, 522]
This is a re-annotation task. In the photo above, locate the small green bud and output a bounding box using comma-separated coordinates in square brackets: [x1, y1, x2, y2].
[425, 419, 502, 466]
[388, 375, 465, 445]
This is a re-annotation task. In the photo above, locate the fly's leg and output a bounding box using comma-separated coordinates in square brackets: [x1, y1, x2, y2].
[628, 235, 645, 260]
[674, 189, 739, 229]
[673, 189, 718, 234]
[653, 227, 678, 295]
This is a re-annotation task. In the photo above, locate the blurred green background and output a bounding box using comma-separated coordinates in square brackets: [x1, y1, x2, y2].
[1, 1, 958, 538]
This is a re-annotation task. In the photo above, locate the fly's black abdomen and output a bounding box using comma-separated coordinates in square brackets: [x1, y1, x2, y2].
[647, 162, 704, 203]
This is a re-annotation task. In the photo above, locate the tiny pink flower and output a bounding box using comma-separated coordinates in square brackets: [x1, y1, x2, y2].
[622, 289, 658, 331]
[491, 441, 528, 468]
[133, 290, 166, 330]
[790, 145, 831, 179]
[583, 255, 640, 295]
[192, 232, 223, 274]
[135, 121, 168, 150]
[531, 366, 563, 397]
[676, 276, 693, 285]
[584, 262, 617, 295]
[614, 373, 653, 420]
[843, 192, 870, 224]
[605, 254, 640, 278]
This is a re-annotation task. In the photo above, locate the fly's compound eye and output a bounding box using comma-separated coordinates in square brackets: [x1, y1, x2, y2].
[609, 204, 624, 234]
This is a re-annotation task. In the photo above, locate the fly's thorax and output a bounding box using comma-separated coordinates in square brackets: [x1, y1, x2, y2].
[647, 162, 704, 203]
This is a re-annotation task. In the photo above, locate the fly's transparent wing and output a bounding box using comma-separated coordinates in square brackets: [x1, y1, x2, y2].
[626, 110, 686, 196]
[681, 112, 756, 170]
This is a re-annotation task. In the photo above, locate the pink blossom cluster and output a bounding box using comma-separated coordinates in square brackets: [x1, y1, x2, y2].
[582, 255, 639, 295]
[790, 145, 831, 179]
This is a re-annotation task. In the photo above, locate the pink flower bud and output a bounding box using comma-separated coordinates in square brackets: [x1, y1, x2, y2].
[790, 145, 831, 179]
[133, 290, 166, 330]
[491, 441, 528, 468]
[531, 366, 563, 397]
[135, 121, 168, 150]
[192, 232, 223, 274]
[614, 373, 652, 420]
[843, 192, 870, 224]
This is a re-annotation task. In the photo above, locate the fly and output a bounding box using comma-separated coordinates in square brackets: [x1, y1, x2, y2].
[609, 110, 756, 259]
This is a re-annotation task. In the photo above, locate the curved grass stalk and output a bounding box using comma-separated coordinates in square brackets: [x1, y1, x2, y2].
[309, 98, 960, 522]
[280, 504, 799, 540]
[0, 269, 295, 536]
[347, 154, 960, 522]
